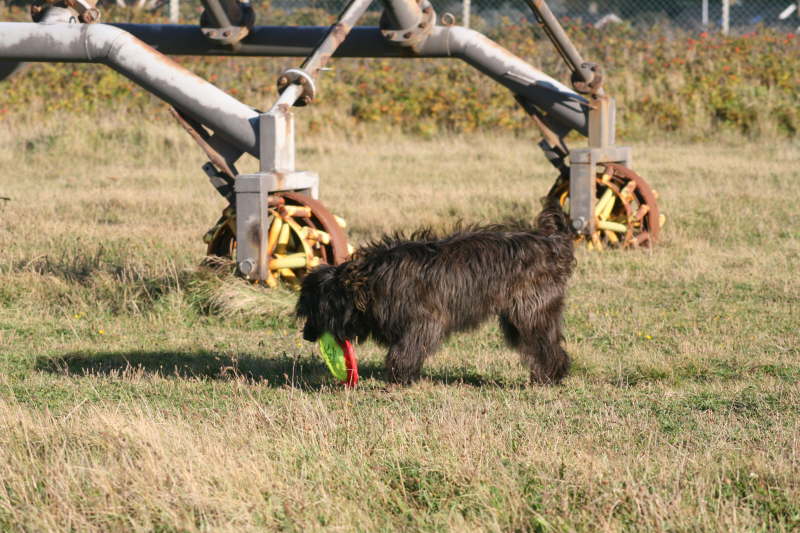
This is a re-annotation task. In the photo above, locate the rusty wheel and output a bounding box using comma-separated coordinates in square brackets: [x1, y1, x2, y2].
[560, 163, 663, 250]
[204, 192, 351, 287]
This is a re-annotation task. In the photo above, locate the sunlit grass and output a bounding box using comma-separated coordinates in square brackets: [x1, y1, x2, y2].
[0, 114, 798, 531]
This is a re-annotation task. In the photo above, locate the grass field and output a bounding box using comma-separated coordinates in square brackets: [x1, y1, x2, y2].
[1, 113, 798, 531]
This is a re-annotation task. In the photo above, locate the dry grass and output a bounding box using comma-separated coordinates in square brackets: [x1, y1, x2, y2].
[1, 112, 799, 532]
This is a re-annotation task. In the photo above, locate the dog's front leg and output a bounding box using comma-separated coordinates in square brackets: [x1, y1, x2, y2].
[504, 296, 571, 385]
[520, 316, 570, 385]
[385, 327, 442, 384]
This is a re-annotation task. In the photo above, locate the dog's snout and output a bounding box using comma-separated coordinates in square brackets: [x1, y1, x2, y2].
[303, 322, 319, 342]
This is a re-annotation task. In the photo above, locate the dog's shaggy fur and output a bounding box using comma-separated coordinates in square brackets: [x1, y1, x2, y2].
[296, 196, 575, 385]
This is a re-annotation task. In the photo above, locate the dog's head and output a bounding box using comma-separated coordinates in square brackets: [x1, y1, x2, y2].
[296, 264, 369, 343]
[536, 194, 574, 237]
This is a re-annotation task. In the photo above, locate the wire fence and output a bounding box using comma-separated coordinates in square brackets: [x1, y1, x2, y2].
[271, 0, 800, 32]
[3, 0, 797, 32]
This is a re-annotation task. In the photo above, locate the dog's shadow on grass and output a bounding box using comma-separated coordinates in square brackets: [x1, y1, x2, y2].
[34, 350, 375, 390]
[35, 350, 516, 390]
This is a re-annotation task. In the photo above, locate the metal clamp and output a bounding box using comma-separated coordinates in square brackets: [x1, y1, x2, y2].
[199, 1, 254, 48]
[571, 62, 603, 97]
[276, 68, 317, 107]
[200, 24, 250, 46]
[379, 1, 436, 52]
[31, 0, 98, 23]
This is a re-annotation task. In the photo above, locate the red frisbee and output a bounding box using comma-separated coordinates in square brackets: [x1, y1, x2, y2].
[340, 339, 358, 388]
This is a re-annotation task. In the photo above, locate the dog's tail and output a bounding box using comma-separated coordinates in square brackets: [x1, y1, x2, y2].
[536, 194, 573, 237]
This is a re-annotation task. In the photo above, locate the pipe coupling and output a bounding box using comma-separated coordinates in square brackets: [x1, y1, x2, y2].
[276, 68, 316, 107]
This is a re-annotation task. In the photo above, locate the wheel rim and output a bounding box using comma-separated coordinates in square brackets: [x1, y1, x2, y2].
[560, 164, 661, 250]
[204, 193, 350, 287]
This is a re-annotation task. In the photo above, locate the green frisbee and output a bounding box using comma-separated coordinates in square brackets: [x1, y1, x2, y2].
[318, 331, 359, 387]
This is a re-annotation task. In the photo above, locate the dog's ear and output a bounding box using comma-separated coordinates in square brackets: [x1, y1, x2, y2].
[338, 262, 370, 313]
[536, 194, 573, 236]
[296, 264, 336, 317]
[353, 284, 368, 313]
[341, 275, 369, 312]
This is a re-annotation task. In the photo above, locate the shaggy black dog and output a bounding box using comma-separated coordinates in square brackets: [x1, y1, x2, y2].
[296, 195, 575, 385]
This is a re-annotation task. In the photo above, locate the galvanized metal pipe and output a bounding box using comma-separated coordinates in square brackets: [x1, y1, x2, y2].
[112, 24, 401, 57]
[422, 26, 588, 134]
[0, 21, 587, 135]
[271, 84, 303, 112]
[271, 0, 372, 108]
[523, 0, 587, 82]
[0, 22, 260, 156]
[108, 24, 588, 134]
[300, 0, 373, 79]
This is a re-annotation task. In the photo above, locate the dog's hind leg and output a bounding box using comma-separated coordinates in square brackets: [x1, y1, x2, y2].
[499, 313, 520, 348]
[505, 295, 571, 385]
[385, 326, 443, 384]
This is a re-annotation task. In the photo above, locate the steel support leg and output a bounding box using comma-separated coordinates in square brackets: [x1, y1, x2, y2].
[235, 0, 371, 281]
[568, 146, 631, 235]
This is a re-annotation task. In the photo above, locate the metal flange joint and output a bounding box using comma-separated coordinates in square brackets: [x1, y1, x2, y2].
[276, 68, 317, 107]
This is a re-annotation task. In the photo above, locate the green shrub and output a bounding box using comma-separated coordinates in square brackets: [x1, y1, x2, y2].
[1, 6, 797, 139]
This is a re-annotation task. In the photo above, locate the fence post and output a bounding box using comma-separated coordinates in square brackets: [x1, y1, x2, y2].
[721, 0, 729, 34]
[463, 0, 471, 28]
[170, 0, 179, 23]
[702, 0, 708, 26]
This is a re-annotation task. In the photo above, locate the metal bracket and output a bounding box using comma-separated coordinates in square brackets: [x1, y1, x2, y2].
[571, 62, 603, 96]
[588, 96, 616, 148]
[200, 24, 250, 47]
[202, 162, 235, 204]
[566, 90, 624, 236]
[199, 0, 254, 49]
[379, 0, 435, 52]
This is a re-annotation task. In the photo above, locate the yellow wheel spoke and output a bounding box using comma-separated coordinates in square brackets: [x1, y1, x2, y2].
[604, 230, 620, 244]
[270, 253, 308, 270]
[275, 220, 291, 254]
[620, 181, 637, 203]
[597, 220, 628, 233]
[279, 268, 301, 289]
[302, 227, 331, 245]
[280, 205, 312, 218]
[599, 192, 616, 221]
[594, 188, 614, 220]
[267, 217, 283, 253]
[264, 271, 278, 288]
[590, 232, 604, 251]
[634, 204, 650, 221]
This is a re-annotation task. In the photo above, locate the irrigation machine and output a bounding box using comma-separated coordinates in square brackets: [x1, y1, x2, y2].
[0, 0, 662, 286]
